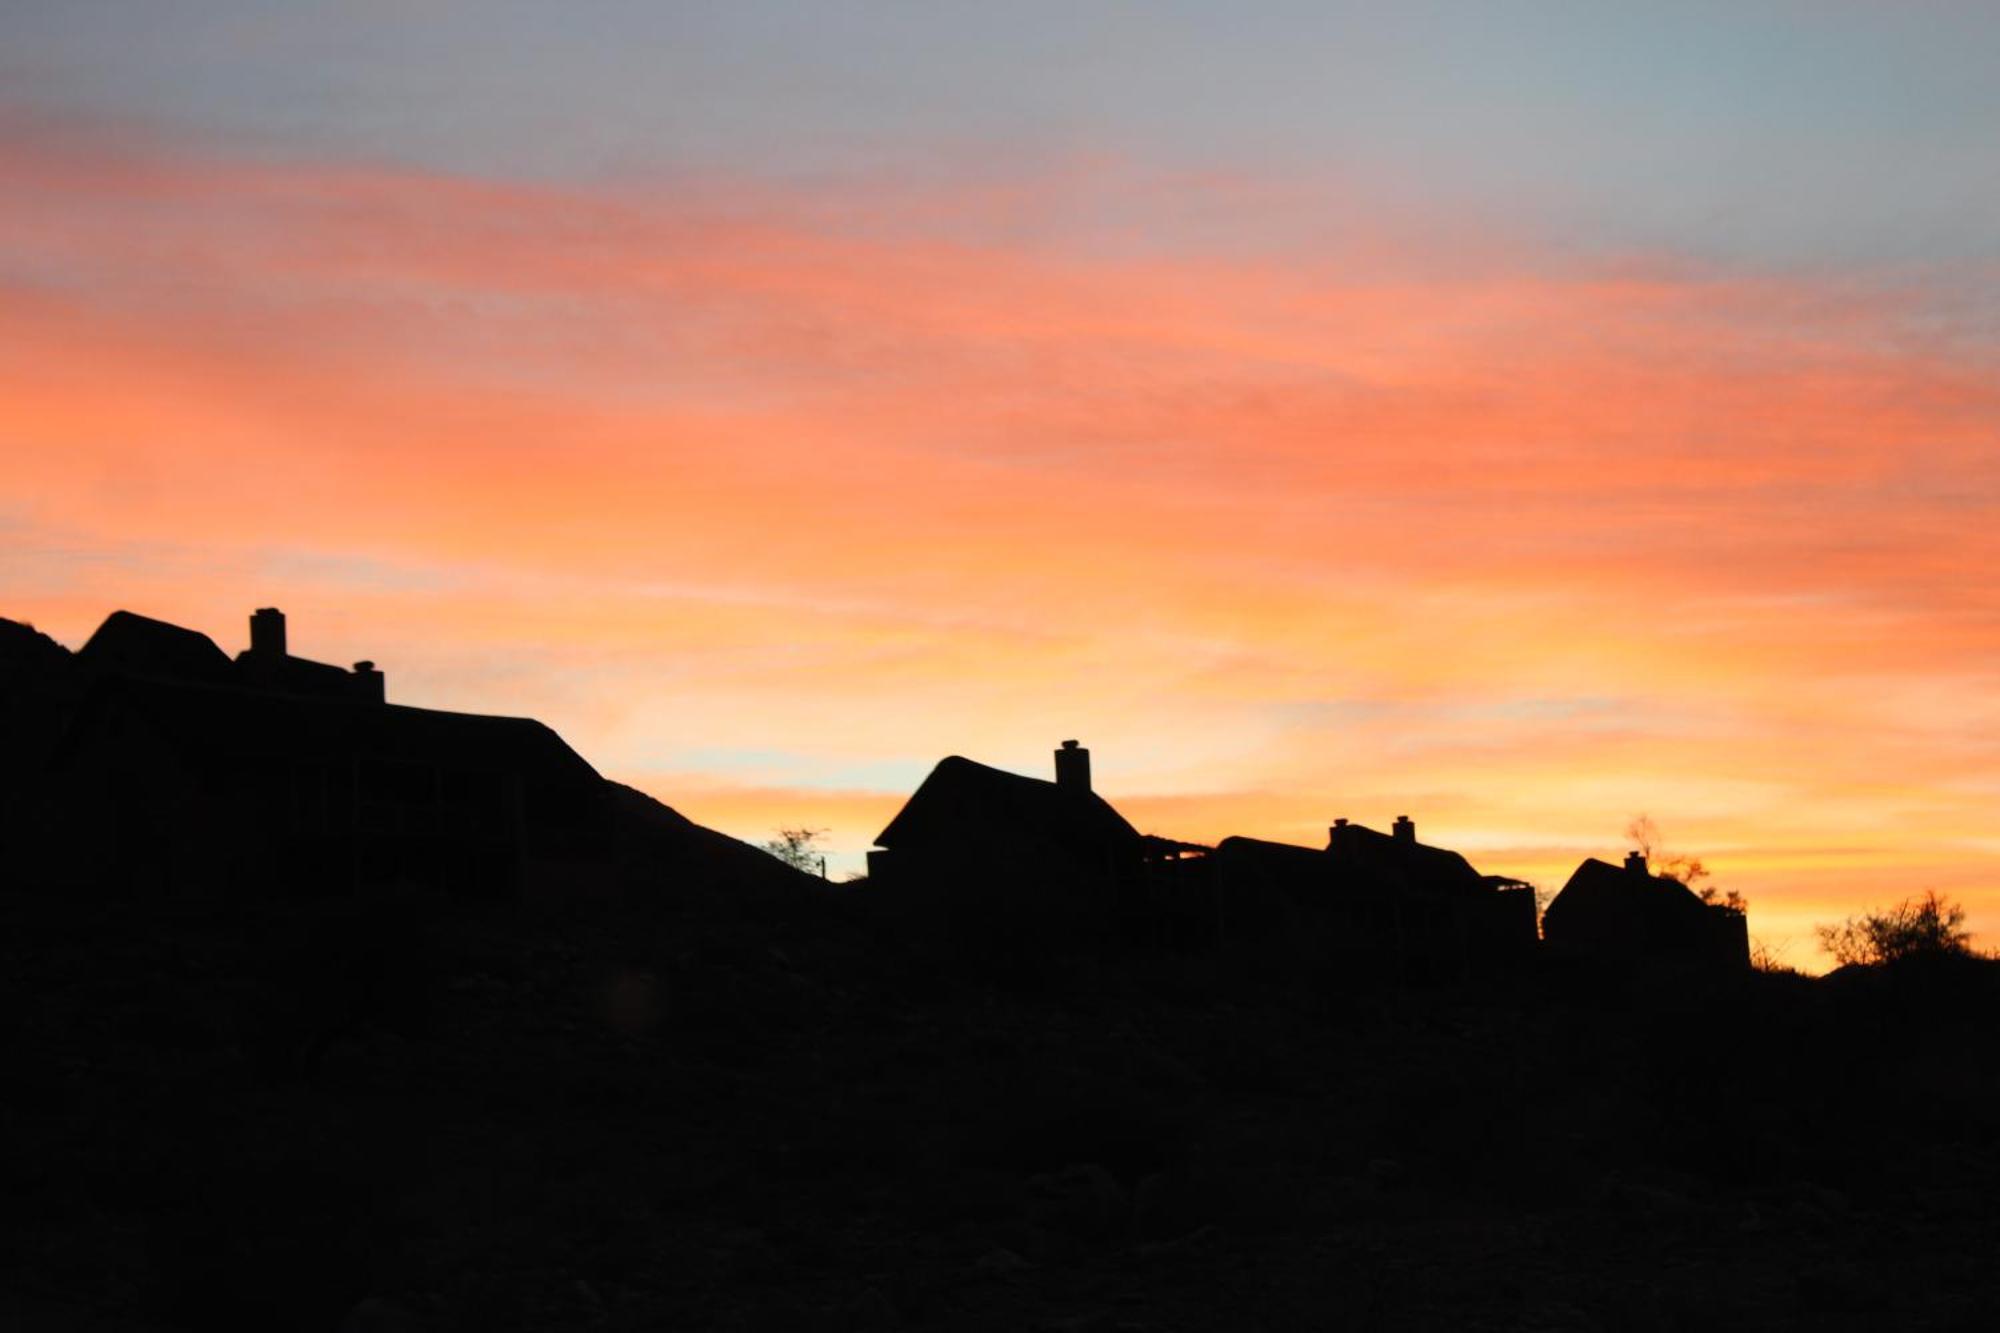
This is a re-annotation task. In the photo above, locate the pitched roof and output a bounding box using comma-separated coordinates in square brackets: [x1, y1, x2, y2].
[1542, 857, 1714, 952]
[1214, 835, 1327, 874]
[78, 610, 234, 686]
[874, 755, 1141, 860]
[1214, 824, 1489, 900]
[1327, 821, 1487, 899]
[60, 675, 600, 799]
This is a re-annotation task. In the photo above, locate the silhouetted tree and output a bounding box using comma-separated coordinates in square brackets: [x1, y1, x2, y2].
[761, 826, 828, 877]
[1697, 884, 1748, 913]
[1626, 813, 1745, 912]
[1816, 890, 1975, 966]
[1747, 936, 1798, 974]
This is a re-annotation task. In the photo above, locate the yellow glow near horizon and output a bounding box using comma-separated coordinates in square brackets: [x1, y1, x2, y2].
[4, 129, 1996, 975]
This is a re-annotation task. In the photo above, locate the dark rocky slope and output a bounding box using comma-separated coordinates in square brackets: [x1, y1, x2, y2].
[5, 856, 1998, 1332]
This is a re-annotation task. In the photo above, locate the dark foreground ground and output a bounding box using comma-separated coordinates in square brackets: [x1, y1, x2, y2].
[5, 874, 1998, 1333]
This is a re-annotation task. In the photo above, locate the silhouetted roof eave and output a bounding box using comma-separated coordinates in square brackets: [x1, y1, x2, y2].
[874, 754, 1141, 855]
[55, 674, 601, 793]
[78, 610, 234, 684]
[1544, 857, 1716, 940]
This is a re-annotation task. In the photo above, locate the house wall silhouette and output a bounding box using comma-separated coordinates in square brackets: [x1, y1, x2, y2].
[9, 605, 1761, 969]
[866, 742, 1537, 977]
[14, 608, 605, 899]
[866, 742, 1151, 951]
[1543, 851, 1750, 972]
[1203, 816, 1537, 980]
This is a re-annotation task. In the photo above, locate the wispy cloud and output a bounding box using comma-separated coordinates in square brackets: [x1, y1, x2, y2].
[4, 120, 1996, 969]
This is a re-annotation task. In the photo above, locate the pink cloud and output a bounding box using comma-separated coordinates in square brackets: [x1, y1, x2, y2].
[4, 121, 1997, 969]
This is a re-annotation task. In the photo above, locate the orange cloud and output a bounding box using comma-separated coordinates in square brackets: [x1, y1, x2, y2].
[4, 121, 1996, 972]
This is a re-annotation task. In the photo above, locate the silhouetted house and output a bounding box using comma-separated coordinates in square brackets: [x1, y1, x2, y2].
[75, 607, 387, 703]
[1329, 814, 1484, 895]
[2, 618, 82, 843]
[20, 608, 607, 898]
[865, 741, 1538, 973]
[1542, 851, 1749, 972]
[1204, 834, 1328, 948]
[867, 741, 1154, 948]
[1206, 815, 1536, 979]
[233, 606, 386, 703]
[77, 610, 236, 687]
[0, 617, 72, 680]
[869, 742, 1143, 890]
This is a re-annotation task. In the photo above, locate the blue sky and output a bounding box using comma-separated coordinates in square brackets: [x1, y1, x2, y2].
[6, 1, 1998, 265]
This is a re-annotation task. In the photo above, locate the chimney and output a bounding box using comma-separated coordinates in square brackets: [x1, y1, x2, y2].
[1328, 818, 1349, 848]
[1392, 814, 1415, 843]
[249, 607, 287, 658]
[1054, 739, 1091, 793]
[1624, 850, 1649, 877]
[351, 660, 385, 704]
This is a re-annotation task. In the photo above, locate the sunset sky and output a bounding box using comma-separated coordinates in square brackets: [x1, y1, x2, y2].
[5, 3, 1997, 967]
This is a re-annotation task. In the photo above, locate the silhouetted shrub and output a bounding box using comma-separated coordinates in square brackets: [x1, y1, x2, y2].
[758, 825, 829, 876]
[1817, 890, 1976, 967]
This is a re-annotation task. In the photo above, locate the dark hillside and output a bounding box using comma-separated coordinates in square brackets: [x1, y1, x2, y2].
[603, 781, 831, 905]
[6, 864, 1998, 1332]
